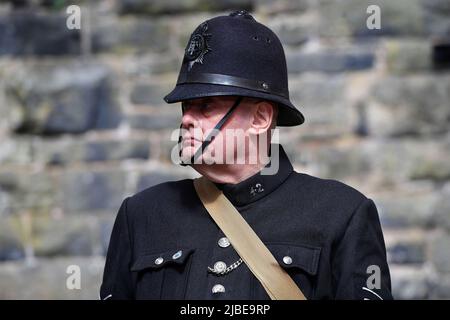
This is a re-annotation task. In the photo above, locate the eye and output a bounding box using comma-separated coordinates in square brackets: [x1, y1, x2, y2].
[181, 101, 212, 114]
[199, 103, 213, 115]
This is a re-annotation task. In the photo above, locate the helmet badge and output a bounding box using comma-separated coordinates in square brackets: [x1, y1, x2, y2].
[185, 22, 212, 71]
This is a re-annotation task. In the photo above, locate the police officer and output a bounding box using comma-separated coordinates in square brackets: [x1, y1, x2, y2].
[100, 10, 393, 300]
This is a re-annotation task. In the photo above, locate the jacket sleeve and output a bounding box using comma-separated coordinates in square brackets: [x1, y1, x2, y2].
[100, 197, 135, 300]
[332, 197, 393, 300]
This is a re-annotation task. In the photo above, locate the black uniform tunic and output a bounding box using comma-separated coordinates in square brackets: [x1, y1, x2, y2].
[100, 145, 392, 300]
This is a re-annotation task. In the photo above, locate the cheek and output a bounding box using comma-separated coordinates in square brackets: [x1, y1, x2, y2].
[202, 106, 250, 135]
[201, 113, 228, 133]
[227, 116, 251, 132]
[201, 120, 220, 135]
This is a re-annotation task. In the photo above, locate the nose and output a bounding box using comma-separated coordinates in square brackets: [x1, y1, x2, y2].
[181, 103, 200, 130]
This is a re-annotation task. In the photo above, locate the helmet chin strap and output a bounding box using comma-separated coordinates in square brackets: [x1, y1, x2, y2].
[179, 96, 243, 167]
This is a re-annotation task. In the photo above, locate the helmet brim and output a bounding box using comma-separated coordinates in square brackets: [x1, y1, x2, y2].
[164, 83, 305, 127]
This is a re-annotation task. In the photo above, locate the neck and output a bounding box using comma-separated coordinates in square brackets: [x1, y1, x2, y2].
[190, 140, 273, 184]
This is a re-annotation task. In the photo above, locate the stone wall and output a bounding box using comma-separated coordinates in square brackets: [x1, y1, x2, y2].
[0, 0, 449, 299]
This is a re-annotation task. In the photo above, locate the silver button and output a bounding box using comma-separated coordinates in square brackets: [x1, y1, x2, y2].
[155, 257, 164, 265]
[213, 261, 227, 273]
[218, 237, 230, 248]
[212, 284, 225, 294]
[283, 256, 293, 265]
[172, 250, 182, 259]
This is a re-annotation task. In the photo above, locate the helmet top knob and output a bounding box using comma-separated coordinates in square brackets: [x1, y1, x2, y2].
[229, 10, 254, 20]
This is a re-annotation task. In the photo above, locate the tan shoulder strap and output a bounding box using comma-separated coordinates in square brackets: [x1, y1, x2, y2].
[194, 176, 306, 300]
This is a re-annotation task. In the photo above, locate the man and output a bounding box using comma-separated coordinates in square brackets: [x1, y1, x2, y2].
[100, 10, 392, 300]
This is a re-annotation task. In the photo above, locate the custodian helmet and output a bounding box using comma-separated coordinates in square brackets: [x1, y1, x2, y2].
[164, 10, 305, 126]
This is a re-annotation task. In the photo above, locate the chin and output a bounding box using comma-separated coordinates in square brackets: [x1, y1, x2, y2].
[180, 146, 196, 161]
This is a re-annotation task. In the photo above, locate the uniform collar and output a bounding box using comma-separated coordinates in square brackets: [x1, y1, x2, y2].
[213, 144, 293, 207]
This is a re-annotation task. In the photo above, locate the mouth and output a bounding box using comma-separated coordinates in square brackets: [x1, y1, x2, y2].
[182, 137, 201, 146]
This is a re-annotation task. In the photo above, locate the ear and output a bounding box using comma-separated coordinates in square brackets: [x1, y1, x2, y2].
[248, 101, 274, 135]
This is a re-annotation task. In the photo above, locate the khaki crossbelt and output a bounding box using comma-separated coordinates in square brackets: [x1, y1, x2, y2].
[194, 176, 306, 300]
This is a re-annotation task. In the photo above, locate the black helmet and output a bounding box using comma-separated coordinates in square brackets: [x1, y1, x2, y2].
[164, 10, 305, 126]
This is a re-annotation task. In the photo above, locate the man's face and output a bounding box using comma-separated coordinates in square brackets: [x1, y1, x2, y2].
[179, 96, 259, 164]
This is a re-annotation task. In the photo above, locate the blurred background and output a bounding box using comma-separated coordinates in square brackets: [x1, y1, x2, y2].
[0, 0, 450, 299]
